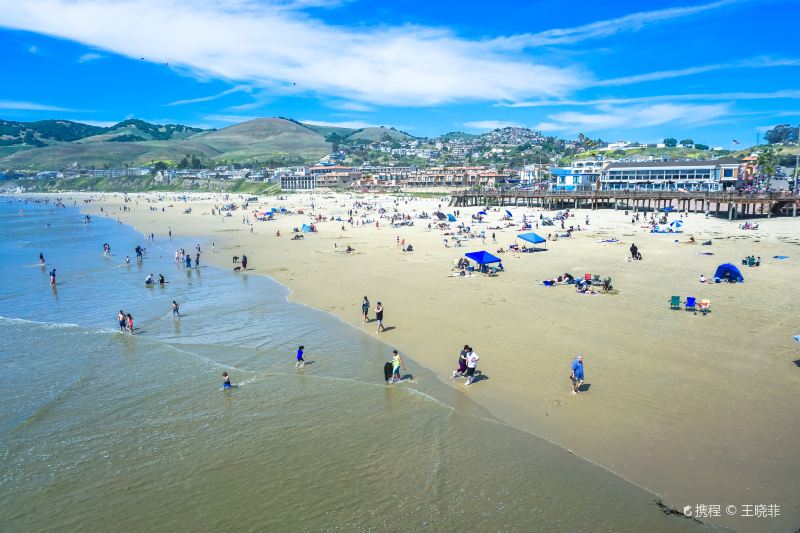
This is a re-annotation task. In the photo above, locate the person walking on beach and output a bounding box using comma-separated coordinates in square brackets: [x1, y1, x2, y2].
[126, 313, 134, 334]
[185, 254, 192, 268]
[629, 243, 639, 260]
[295, 345, 305, 368]
[118, 310, 127, 332]
[241, 255, 248, 270]
[172, 300, 181, 318]
[570, 354, 584, 395]
[464, 348, 479, 386]
[195, 252, 200, 268]
[49, 268, 56, 286]
[362, 296, 370, 323]
[453, 345, 469, 378]
[390, 349, 405, 383]
[222, 371, 232, 389]
[375, 302, 385, 333]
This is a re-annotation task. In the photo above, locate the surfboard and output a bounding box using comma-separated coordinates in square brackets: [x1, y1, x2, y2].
[383, 362, 393, 382]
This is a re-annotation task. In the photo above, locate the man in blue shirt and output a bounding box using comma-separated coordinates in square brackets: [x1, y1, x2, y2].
[570, 354, 584, 395]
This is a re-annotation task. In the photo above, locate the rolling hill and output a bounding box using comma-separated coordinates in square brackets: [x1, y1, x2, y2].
[0, 118, 332, 170]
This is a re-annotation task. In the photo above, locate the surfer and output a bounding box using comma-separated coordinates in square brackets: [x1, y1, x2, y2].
[118, 310, 127, 332]
[295, 345, 305, 367]
[390, 349, 405, 383]
[222, 372, 232, 389]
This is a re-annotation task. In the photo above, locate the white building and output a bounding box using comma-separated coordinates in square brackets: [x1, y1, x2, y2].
[601, 158, 740, 191]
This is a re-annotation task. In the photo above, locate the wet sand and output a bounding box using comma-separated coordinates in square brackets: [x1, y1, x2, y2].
[72, 191, 800, 531]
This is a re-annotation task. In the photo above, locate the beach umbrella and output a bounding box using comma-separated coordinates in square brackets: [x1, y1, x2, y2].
[505, 209, 513, 218]
[669, 220, 684, 229]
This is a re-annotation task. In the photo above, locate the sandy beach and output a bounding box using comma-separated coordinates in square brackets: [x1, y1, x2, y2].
[70, 190, 800, 531]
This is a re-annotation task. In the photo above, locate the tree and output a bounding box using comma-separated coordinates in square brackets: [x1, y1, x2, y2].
[153, 161, 168, 173]
[694, 143, 709, 150]
[679, 139, 694, 146]
[191, 155, 202, 169]
[764, 124, 798, 145]
[177, 156, 189, 169]
[757, 146, 780, 189]
[664, 138, 678, 147]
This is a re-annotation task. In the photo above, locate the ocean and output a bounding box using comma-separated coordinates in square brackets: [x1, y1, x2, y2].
[0, 198, 710, 532]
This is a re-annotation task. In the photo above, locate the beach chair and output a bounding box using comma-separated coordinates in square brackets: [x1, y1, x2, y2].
[698, 299, 711, 315]
[685, 297, 697, 313]
[593, 274, 601, 283]
[670, 296, 680, 310]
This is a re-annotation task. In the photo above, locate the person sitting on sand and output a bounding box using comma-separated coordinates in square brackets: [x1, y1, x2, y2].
[563, 273, 575, 283]
[688, 236, 696, 244]
[275, 230, 280, 237]
[699, 274, 706, 283]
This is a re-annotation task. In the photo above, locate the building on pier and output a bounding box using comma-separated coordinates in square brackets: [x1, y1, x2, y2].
[601, 158, 740, 192]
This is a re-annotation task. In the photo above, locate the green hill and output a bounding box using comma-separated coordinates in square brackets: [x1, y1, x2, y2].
[79, 119, 206, 143]
[0, 119, 106, 148]
[345, 127, 415, 143]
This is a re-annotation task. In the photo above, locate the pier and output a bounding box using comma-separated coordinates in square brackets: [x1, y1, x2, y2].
[448, 190, 800, 219]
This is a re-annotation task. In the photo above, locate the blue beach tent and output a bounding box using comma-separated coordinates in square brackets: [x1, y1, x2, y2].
[447, 214, 457, 222]
[713, 263, 744, 282]
[301, 224, 313, 232]
[477, 210, 487, 216]
[465, 251, 502, 265]
[517, 232, 547, 251]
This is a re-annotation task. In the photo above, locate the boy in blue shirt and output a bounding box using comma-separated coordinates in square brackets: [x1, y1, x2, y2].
[296, 345, 305, 368]
[570, 354, 584, 395]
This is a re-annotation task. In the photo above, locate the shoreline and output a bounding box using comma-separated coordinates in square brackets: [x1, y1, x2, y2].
[22, 191, 800, 532]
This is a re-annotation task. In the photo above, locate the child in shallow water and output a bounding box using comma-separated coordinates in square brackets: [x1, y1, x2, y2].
[222, 372, 232, 389]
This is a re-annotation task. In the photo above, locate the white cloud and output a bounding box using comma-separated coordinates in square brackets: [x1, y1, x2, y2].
[329, 101, 373, 112]
[0, 99, 73, 111]
[301, 120, 380, 129]
[595, 57, 800, 87]
[499, 90, 800, 108]
[69, 119, 119, 127]
[463, 120, 524, 131]
[78, 52, 104, 63]
[0, 0, 585, 106]
[533, 103, 730, 133]
[166, 85, 251, 106]
[491, 0, 741, 48]
[203, 114, 261, 123]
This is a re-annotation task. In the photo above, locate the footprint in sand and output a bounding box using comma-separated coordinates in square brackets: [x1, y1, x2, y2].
[550, 399, 565, 407]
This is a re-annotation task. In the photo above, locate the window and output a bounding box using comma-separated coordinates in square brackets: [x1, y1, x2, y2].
[723, 168, 734, 178]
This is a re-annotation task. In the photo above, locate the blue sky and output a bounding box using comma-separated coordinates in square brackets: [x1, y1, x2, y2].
[0, 0, 798, 145]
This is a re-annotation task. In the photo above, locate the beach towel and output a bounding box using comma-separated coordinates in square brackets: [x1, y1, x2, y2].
[773, 255, 789, 260]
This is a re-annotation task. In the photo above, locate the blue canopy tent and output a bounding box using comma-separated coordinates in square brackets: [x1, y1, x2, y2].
[447, 214, 457, 222]
[465, 250, 503, 274]
[517, 232, 547, 252]
[713, 263, 744, 282]
[661, 206, 675, 212]
[301, 224, 313, 233]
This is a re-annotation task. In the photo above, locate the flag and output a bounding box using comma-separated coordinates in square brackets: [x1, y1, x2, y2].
[732, 139, 741, 144]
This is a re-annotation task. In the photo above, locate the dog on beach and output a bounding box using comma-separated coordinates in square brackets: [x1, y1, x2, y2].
[233, 266, 241, 272]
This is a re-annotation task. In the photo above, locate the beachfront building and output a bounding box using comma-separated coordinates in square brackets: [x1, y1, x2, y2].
[600, 157, 740, 191]
[404, 166, 497, 189]
[517, 163, 550, 188]
[307, 165, 363, 188]
[550, 158, 609, 191]
[277, 167, 314, 190]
